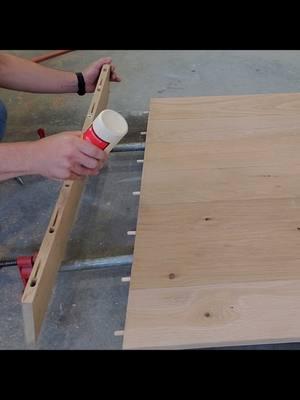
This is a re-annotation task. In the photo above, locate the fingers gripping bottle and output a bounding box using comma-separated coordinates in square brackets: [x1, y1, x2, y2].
[83, 109, 128, 153]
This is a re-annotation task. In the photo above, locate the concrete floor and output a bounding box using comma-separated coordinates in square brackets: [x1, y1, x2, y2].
[2, 50, 300, 349]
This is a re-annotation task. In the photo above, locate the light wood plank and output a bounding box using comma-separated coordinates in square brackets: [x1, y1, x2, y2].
[123, 93, 300, 349]
[123, 279, 300, 349]
[22, 65, 111, 344]
[131, 199, 300, 289]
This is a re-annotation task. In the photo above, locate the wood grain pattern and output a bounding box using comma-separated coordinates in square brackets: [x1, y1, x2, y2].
[22, 65, 111, 344]
[123, 93, 300, 349]
[124, 279, 300, 349]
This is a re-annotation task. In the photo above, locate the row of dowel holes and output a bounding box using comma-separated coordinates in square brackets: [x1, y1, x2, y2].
[30, 73, 107, 288]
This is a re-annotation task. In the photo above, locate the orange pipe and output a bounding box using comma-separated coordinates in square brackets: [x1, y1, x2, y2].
[31, 50, 73, 63]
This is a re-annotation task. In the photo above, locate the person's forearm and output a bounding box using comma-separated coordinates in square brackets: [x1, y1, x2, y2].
[0, 53, 78, 93]
[0, 142, 37, 181]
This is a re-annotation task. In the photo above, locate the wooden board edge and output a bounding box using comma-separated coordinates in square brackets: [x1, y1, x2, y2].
[21, 65, 111, 344]
[123, 337, 300, 350]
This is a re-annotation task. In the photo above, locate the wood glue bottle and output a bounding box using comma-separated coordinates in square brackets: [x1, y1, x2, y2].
[83, 109, 128, 153]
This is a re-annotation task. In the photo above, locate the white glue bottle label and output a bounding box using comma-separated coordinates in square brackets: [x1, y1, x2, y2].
[83, 109, 128, 153]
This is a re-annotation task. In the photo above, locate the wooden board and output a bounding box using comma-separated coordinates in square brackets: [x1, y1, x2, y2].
[22, 65, 111, 344]
[123, 93, 300, 349]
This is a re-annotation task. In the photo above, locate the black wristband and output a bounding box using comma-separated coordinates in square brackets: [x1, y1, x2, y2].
[75, 72, 86, 96]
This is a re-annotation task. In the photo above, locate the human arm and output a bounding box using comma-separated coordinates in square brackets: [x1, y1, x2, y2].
[0, 132, 108, 182]
[0, 53, 121, 94]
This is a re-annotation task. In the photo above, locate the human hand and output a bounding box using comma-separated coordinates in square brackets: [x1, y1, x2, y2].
[82, 57, 121, 93]
[32, 131, 108, 180]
